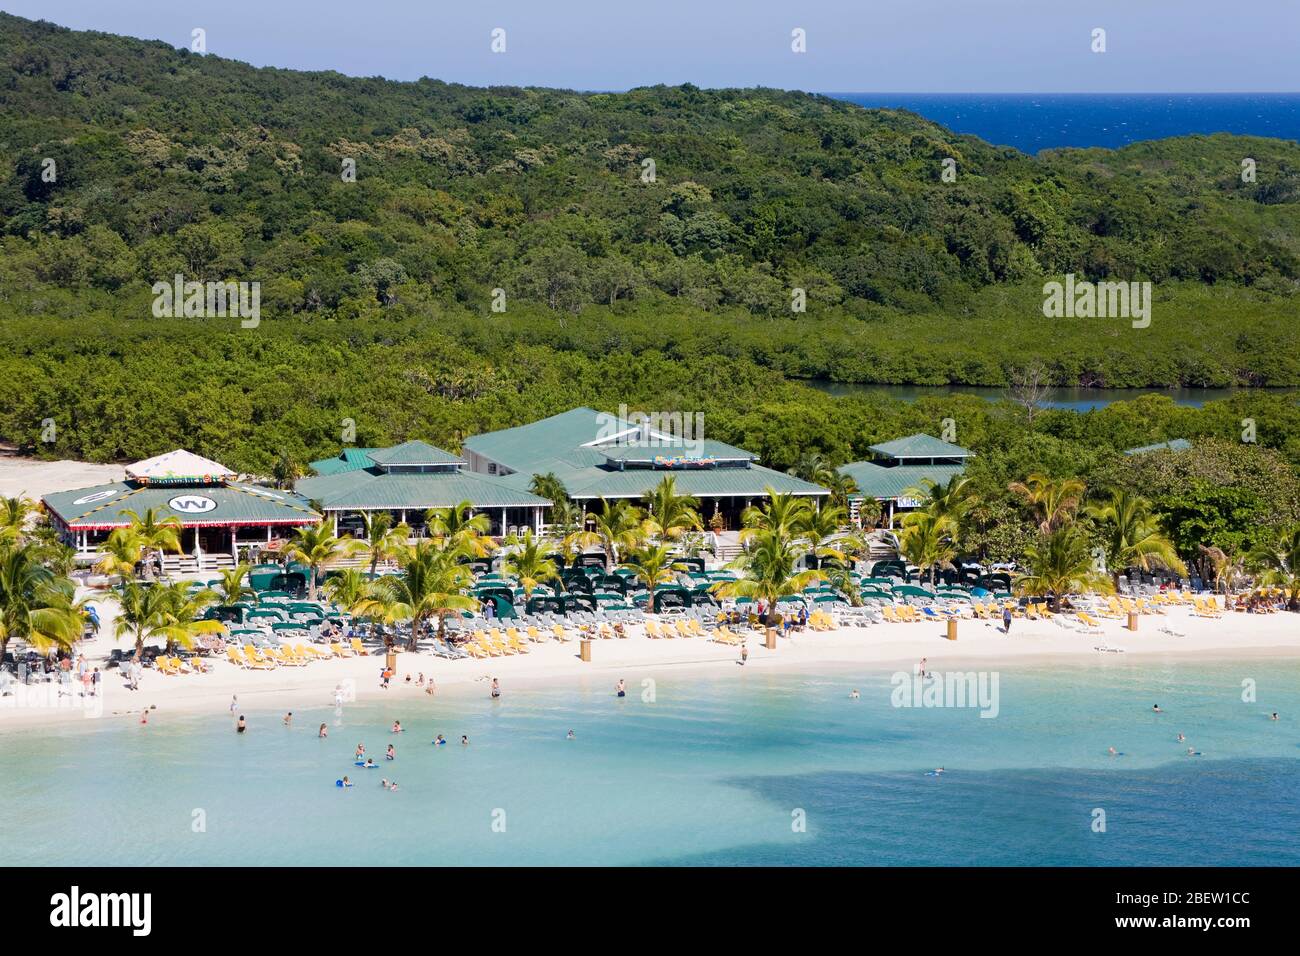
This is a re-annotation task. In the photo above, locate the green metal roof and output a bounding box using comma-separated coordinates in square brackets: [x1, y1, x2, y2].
[295, 468, 550, 511]
[43, 481, 320, 530]
[598, 440, 756, 464]
[463, 407, 609, 471]
[366, 439, 463, 467]
[867, 433, 973, 461]
[838, 462, 966, 501]
[564, 464, 827, 500]
[309, 448, 379, 476]
[1123, 438, 1192, 456]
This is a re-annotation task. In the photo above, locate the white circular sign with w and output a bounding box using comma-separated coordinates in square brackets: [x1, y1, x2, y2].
[169, 494, 217, 514]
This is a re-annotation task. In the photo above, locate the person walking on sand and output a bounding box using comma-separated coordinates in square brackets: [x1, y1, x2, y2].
[92, 667, 101, 697]
[740, 644, 748, 666]
[1002, 606, 1013, 635]
[230, 694, 238, 715]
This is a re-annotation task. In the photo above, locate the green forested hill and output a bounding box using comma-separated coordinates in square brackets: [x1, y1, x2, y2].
[0, 12, 1298, 472]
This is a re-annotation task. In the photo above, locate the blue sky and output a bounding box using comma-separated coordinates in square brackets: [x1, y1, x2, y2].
[3, 0, 1297, 92]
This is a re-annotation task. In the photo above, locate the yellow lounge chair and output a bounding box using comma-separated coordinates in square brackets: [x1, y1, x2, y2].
[240, 646, 275, 670]
[551, 624, 571, 643]
[644, 620, 662, 639]
[349, 638, 368, 656]
[329, 642, 352, 658]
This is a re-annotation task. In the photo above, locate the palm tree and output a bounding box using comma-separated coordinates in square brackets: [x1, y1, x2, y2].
[0, 496, 37, 549]
[359, 511, 411, 576]
[1008, 474, 1086, 533]
[272, 452, 304, 490]
[567, 498, 645, 572]
[906, 474, 976, 526]
[94, 527, 145, 579]
[623, 543, 687, 612]
[714, 527, 822, 609]
[898, 511, 957, 586]
[503, 530, 560, 598]
[153, 581, 224, 655]
[323, 567, 378, 612]
[1247, 524, 1300, 611]
[122, 507, 183, 572]
[214, 564, 254, 605]
[1086, 490, 1186, 589]
[284, 524, 364, 600]
[1198, 544, 1246, 596]
[528, 472, 568, 506]
[111, 580, 172, 662]
[740, 489, 814, 541]
[821, 472, 859, 513]
[788, 452, 838, 487]
[796, 503, 847, 568]
[1015, 525, 1113, 611]
[642, 476, 701, 542]
[356, 540, 477, 650]
[426, 500, 494, 557]
[0, 545, 83, 662]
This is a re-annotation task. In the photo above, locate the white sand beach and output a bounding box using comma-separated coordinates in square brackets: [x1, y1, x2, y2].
[0, 455, 126, 499]
[3, 591, 1298, 732]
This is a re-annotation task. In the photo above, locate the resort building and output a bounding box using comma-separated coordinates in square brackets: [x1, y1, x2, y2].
[838, 434, 974, 526]
[297, 439, 550, 537]
[42, 449, 320, 568]
[461, 407, 829, 529]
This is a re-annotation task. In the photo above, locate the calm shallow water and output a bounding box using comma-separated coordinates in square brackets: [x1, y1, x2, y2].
[2, 659, 1297, 865]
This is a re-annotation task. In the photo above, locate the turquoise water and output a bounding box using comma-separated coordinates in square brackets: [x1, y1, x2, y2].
[3, 659, 1298, 865]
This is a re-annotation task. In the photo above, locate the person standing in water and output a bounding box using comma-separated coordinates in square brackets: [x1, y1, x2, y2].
[490, 678, 500, 699]
[236, 715, 246, 733]
[616, 679, 626, 698]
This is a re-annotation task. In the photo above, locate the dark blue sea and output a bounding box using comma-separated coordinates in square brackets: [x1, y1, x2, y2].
[828, 93, 1300, 153]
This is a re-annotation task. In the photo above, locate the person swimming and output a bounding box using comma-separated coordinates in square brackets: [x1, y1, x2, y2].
[1108, 747, 1118, 756]
[1153, 704, 1163, 713]
[355, 743, 365, 758]
[1177, 732, 1185, 742]
[1271, 712, 1280, 721]
[318, 723, 328, 738]
[849, 689, 860, 699]
[236, 715, 246, 733]
[433, 734, 446, 746]
[392, 721, 403, 733]
[1187, 747, 1202, 756]
[566, 730, 575, 739]
[461, 735, 469, 746]
[340, 776, 353, 788]
[364, 757, 376, 768]
[283, 711, 292, 725]
[386, 745, 396, 760]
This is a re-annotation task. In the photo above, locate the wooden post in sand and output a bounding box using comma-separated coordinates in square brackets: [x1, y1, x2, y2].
[946, 618, 957, 641]
[385, 648, 397, 672]
[765, 627, 776, 650]
[579, 638, 592, 662]
[1127, 611, 1139, 631]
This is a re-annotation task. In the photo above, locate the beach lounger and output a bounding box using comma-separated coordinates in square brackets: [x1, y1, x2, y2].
[349, 638, 369, 656]
[1074, 613, 1104, 635]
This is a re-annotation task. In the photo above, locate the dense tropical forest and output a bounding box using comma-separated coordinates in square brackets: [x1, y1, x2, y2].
[0, 13, 1298, 554]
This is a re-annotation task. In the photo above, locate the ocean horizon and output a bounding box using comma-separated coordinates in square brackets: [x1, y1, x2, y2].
[826, 92, 1300, 153]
